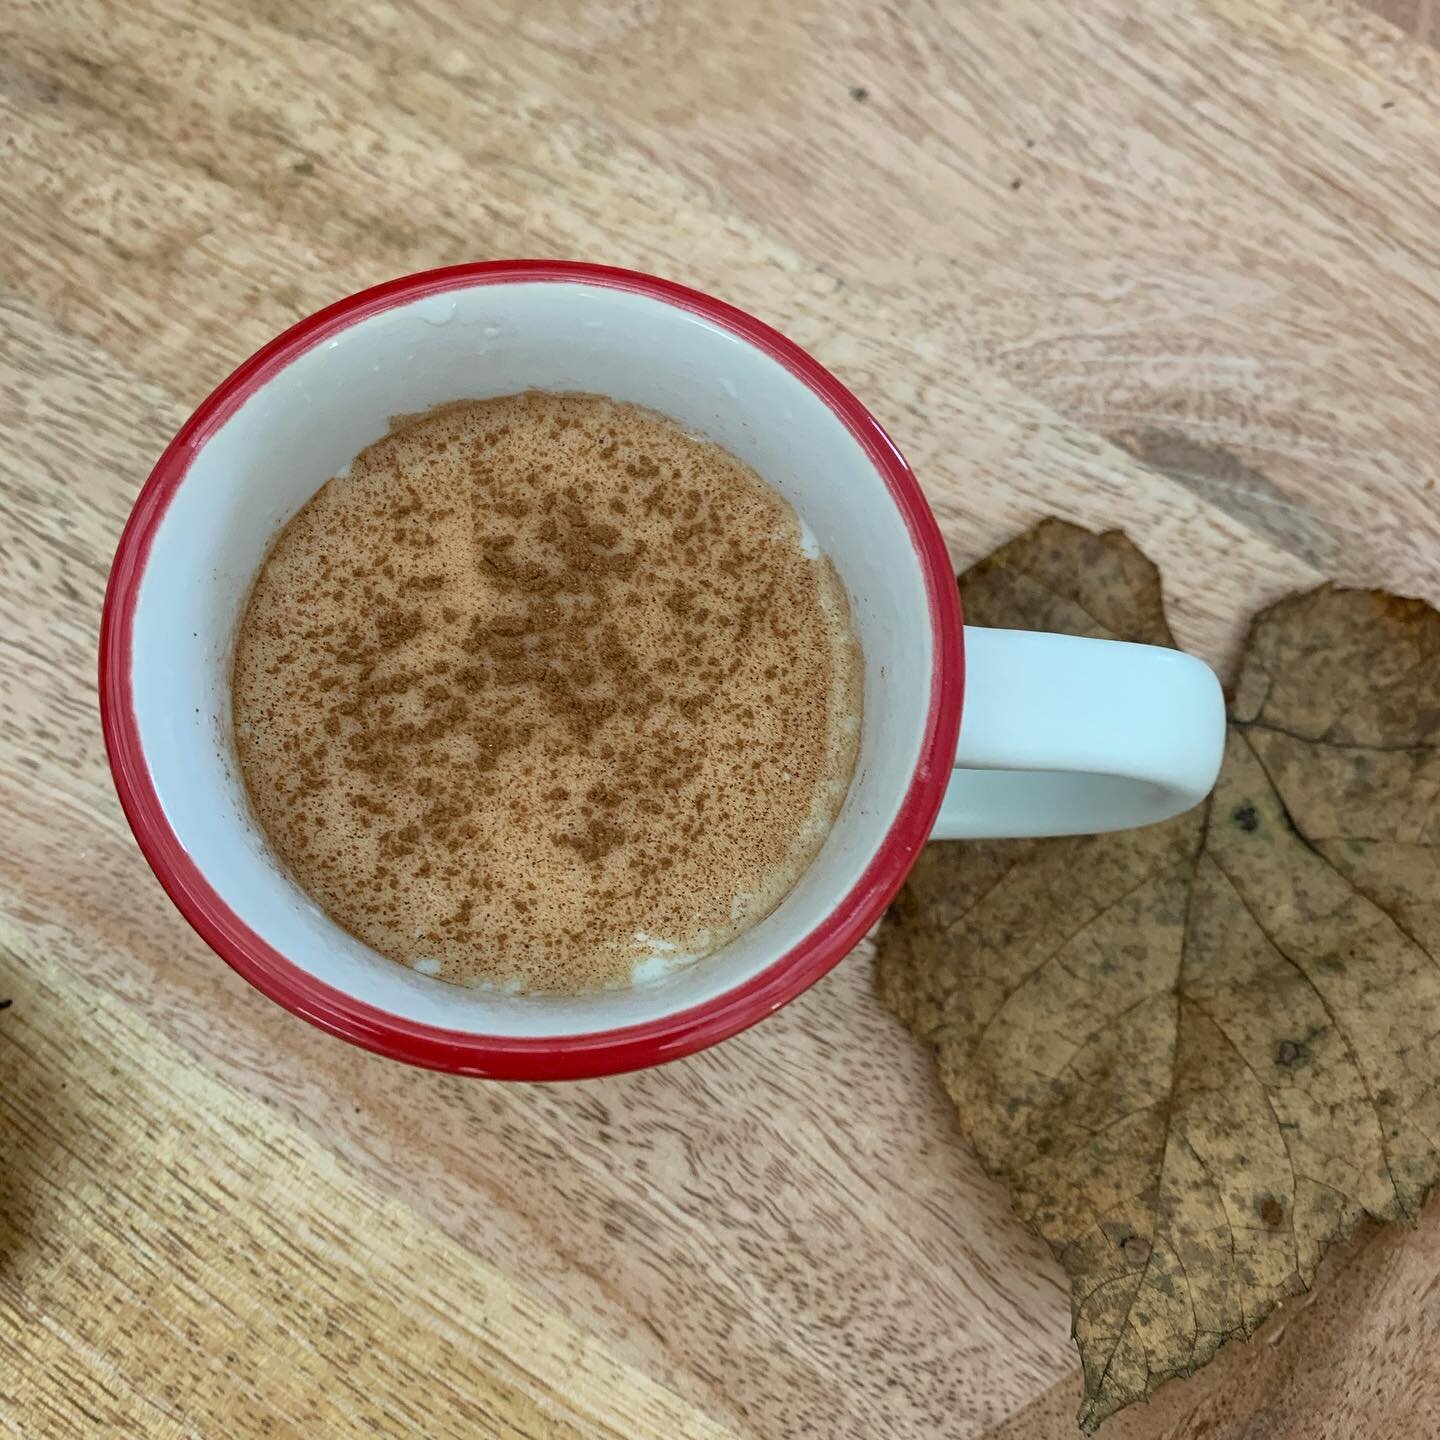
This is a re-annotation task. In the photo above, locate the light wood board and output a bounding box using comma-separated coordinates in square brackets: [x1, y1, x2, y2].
[2, 1, 1438, 1435]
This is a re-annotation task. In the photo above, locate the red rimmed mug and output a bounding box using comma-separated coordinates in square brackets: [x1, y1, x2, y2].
[100, 262, 1223, 1080]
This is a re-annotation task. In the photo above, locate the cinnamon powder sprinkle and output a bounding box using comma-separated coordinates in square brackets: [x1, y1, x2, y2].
[232, 391, 862, 992]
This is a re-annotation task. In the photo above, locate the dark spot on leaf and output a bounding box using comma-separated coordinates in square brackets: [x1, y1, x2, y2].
[1121, 1234, 1150, 1266]
[1233, 803, 1260, 832]
[1259, 1197, 1285, 1227]
[1276, 1040, 1305, 1066]
[849, 85, 869, 102]
[0, 998, 10, 1010]
[1010, 177, 1022, 190]
[292, 158, 317, 177]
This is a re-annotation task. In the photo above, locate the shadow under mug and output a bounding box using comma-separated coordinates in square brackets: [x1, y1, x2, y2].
[100, 262, 1224, 1080]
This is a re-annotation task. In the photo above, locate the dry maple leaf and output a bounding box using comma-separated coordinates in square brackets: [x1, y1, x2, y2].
[876, 519, 1440, 1432]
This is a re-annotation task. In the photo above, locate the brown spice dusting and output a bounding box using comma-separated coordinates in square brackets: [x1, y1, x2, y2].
[232, 391, 862, 992]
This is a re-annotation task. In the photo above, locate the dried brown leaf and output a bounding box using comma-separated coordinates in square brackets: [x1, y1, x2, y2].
[876, 519, 1440, 1431]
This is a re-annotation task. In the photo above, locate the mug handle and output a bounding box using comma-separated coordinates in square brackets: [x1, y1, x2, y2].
[933, 627, 1226, 839]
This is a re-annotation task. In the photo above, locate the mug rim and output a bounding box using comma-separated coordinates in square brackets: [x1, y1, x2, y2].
[98, 260, 965, 1080]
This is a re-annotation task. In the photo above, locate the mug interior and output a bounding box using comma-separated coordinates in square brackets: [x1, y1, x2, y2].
[110, 266, 956, 1058]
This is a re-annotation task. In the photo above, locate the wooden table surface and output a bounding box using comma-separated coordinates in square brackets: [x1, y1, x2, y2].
[4, 1, 1440, 1436]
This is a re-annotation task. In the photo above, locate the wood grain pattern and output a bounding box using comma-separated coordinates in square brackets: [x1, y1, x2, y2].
[1, 0, 1437, 1435]
[0, 925, 735, 1440]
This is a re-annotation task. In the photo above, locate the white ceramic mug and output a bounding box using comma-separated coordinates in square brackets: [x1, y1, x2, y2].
[101, 262, 1224, 1079]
